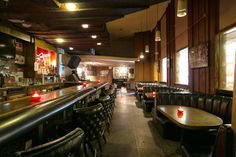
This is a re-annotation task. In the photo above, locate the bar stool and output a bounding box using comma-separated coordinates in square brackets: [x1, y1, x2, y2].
[15, 128, 85, 157]
[97, 95, 113, 132]
[73, 103, 107, 155]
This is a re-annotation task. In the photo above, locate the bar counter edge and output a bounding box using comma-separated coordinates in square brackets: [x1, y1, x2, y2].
[0, 82, 109, 146]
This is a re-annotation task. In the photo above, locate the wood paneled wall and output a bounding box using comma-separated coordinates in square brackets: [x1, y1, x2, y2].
[188, 0, 219, 93]
[152, 0, 219, 93]
[166, 1, 175, 86]
[134, 31, 156, 82]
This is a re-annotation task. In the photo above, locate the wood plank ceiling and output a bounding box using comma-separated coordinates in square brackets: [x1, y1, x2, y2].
[0, 0, 166, 54]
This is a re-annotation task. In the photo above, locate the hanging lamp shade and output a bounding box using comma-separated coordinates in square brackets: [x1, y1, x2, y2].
[145, 44, 149, 53]
[177, 0, 187, 17]
[155, 29, 161, 41]
[140, 52, 144, 59]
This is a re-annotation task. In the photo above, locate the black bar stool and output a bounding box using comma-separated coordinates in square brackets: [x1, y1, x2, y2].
[16, 128, 85, 157]
[73, 103, 107, 155]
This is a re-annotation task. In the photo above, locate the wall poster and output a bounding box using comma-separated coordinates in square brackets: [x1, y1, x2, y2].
[189, 43, 208, 68]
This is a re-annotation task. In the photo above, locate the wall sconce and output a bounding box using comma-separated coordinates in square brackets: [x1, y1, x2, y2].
[177, 0, 187, 17]
[145, 44, 149, 53]
[155, 29, 161, 41]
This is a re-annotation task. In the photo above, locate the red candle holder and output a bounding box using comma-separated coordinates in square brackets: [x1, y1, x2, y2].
[177, 111, 183, 118]
[177, 106, 184, 113]
[82, 82, 87, 89]
[152, 91, 156, 98]
[97, 80, 101, 83]
[31, 91, 41, 101]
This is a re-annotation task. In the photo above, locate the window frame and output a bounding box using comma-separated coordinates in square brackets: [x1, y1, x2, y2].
[218, 26, 236, 91]
[160, 57, 167, 83]
[175, 47, 189, 85]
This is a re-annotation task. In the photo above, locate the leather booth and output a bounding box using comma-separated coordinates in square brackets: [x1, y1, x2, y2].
[153, 92, 232, 140]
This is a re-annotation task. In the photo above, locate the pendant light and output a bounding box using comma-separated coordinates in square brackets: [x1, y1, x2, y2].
[155, 5, 161, 42]
[139, 20, 144, 59]
[145, 9, 149, 53]
[177, 0, 187, 17]
[155, 28, 161, 41]
[145, 45, 149, 53]
[140, 52, 144, 59]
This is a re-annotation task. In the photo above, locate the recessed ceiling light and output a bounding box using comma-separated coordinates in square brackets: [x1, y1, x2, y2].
[81, 24, 89, 29]
[91, 35, 97, 39]
[8, 19, 25, 23]
[69, 47, 74, 50]
[0, 44, 6, 48]
[56, 38, 64, 43]
[97, 42, 102, 46]
[64, 3, 78, 11]
[22, 23, 32, 28]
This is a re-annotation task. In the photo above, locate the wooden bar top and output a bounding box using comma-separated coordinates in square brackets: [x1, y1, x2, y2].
[0, 82, 107, 119]
[0, 82, 109, 145]
[157, 105, 223, 130]
[0, 86, 81, 118]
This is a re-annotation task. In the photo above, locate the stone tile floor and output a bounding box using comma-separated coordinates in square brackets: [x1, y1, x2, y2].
[102, 92, 182, 157]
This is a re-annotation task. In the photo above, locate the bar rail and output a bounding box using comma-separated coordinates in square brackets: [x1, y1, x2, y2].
[0, 82, 109, 146]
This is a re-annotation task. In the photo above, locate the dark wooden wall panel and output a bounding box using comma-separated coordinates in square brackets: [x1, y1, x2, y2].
[134, 31, 153, 82]
[188, 0, 219, 94]
[166, 0, 175, 86]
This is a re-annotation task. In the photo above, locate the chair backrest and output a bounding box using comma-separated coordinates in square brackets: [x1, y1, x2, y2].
[212, 124, 234, 157]
[212, 97, 221, 116]
[16, 128, 85, 157]
[74, 103, 106, 140]
[219, 97, 231, 123]
[204, 96, 213, 112]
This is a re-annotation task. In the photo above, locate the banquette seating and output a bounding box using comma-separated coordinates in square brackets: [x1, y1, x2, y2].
[181, 124, 234, 157]
[141, 86, 185, 112]
[153, 92, 232, 140]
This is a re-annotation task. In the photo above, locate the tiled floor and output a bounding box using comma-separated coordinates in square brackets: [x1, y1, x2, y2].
[102, 92, 181, 157]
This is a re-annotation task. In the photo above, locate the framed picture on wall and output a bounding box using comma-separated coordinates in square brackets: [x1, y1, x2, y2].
[189, 43, 208, 68]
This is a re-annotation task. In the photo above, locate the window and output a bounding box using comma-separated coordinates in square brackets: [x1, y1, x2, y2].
[219, 26, 236, 90]
[161, 57, 167, 82]
[175, 48, 189, 85]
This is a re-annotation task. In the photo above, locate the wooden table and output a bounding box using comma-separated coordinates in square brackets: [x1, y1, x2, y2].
[157, 105, 223, 130]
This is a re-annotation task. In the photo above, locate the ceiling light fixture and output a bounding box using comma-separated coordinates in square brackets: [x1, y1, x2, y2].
[22, 23, 32, 28]
[81, 24, 89, 29]
[97, 42, 102, 46]
[155, 5, 161, 42]
[64, 3, 78, 11]
[145, 9, 149, 53]
[177, 0, 187, 17]
[140, 52, 144, 59]
[145, 45, 149, 53]
[155, 29, 161, 41]
[91, 35, 97, 39]
[69, 47, 74, 50]
[8, 19, 25, 23]
[56, 38, 64, 43]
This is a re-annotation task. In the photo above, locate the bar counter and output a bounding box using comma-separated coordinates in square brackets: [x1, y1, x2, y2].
[0, 82, 109, 146]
